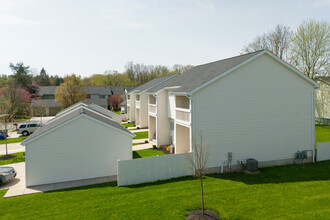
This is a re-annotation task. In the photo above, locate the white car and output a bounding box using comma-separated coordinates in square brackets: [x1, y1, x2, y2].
[17, 122, 44, 136]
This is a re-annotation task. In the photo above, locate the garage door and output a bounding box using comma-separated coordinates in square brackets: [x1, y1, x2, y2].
[49, 107, 62, 116]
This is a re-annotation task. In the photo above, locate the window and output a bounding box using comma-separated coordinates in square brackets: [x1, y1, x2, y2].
[19, 124, 26, 128]
[28, 124, 38, 128]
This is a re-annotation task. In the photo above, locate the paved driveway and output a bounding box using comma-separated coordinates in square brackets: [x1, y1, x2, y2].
[0, 162, 25, 191]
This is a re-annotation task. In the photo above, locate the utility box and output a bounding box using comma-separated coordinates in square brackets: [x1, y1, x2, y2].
[246, 158, 258, 172]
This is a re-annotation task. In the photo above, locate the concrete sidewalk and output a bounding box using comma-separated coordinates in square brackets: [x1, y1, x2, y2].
[133, 143, 152, 150]
[129, 128, 148, 132]
[132, 138, 148, 144]
[0, 143, 25, 155]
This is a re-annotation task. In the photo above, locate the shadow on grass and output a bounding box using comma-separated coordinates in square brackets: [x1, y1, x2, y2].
[209, 160, 330, 185]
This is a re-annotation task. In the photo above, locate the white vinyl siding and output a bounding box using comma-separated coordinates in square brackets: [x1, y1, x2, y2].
[25, 115, 132, 186]
[168, 94, 175, 119]
[192, 54, 314, 168]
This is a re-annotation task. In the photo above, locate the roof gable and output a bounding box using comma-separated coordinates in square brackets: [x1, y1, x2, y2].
[22, 107, 134, 145]
[148, 50, 319, 95]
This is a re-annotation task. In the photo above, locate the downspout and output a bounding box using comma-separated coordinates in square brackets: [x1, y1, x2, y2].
[312, 88, 316, 162]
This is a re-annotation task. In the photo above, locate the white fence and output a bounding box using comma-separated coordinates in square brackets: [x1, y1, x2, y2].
[317, 142, 330, 161]
[117, 153, 192, 186]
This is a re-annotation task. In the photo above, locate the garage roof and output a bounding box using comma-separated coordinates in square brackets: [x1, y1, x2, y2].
[22, 107, 134, 145]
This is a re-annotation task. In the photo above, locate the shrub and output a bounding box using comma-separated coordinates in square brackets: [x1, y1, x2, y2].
[152, 145, 156, 149]
[166, 146, 171, 152]
[145, 140, 149, 143]
[137, 127, 140, 129]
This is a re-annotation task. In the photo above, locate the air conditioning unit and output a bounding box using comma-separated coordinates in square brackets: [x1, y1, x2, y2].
[246, 158, 258, 172]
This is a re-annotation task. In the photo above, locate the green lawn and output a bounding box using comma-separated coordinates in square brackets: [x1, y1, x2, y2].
[0, 152, 25, 165]
[112, 110, 121, 115]
[315, 125, 330, 143]
[133, 131, 148, 139]
[0, 161, 329, 219]
[0, 137, 26, 145]
[133, 149, 165, 159]
[122, 123, 135, 128]
[15, 117, 31, 122]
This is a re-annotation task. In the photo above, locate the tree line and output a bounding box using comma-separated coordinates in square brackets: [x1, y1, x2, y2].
[0, 62, 194, 89]
[242, 19, 329, 81]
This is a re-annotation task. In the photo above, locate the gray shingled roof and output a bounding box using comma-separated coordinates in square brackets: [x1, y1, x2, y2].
[38, 86, 135, 96]
[31, 99, 107, 108]
[131, 75, 177, 94]
[22, 107, 133, 145]
[148, 50, 263, 94]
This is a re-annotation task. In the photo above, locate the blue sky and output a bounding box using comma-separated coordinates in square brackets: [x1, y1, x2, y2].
[0, 0, 329, 77]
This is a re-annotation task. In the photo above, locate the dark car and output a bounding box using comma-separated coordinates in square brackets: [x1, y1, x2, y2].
[0, 167, 17, 186]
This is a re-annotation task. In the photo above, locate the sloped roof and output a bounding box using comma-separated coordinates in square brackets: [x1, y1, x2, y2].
[31, 99, 107, 108]
[131, 75, 177, 94]
[147, 50, 319, 94]
[38, 86, 135, 96]
[148, 51, 262, 94]
[22, 106, 134, 145]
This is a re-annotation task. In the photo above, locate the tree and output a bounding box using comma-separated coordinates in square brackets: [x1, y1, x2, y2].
[35, 68, 50, 86]
[32, 99, 46, 123]
[55, 74, 87, 107]
[9, 62, 32, 88]
[0, 81, 31, 119]
[49, 75, 64, 86]
[241, 24, 292, 61]
[185, 130, 210, 215]
[109, 94, 123, 110]
[290, 19, 330, 79]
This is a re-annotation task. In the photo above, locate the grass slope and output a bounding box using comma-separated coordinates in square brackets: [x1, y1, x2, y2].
[133, 131, 148, 139]
[315, 125, 330, 143]
[133, 149, 165, 159]
[0, 137, 26, 145]
[122, 123, 135, 128]
[0, 152, 25, 165]
[0, 161, 329, 219]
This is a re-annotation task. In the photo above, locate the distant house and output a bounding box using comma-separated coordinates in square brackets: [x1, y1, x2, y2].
[22, 104, 135, 187]
[31, 86, 135, 116]
[140, 50, 318, 169]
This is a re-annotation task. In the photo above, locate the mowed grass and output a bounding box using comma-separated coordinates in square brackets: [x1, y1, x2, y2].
[315, 125, 330, 143]
[0, 152, 25, 165]
[133, 131, 148, 139]
[0, 161, 329, 219]
[0, 137, 26, 145]
[122, 123, 135, 128]
[133, 149, 165, 159]
[112, 110, 121, 115]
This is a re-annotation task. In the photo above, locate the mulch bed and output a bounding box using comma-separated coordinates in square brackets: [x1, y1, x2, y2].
[186, 209, 220, 220]
[0, 154, 17, 160]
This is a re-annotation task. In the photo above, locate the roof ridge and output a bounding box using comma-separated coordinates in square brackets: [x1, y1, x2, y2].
[194, 50, 265, 69]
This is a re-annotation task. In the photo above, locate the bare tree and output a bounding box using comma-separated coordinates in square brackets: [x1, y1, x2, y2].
[290, 19, 330, 79]
[185, 130, 210, 215]
[242, 24, 292, 61]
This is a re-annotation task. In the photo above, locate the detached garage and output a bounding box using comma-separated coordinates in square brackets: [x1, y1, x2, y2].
[21, 106, 135, 187]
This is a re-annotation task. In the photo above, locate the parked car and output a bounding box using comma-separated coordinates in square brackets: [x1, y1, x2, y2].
[0, 130, 8, 140]
[17, 122, 44, 136]
[0, 167, 17, 186]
